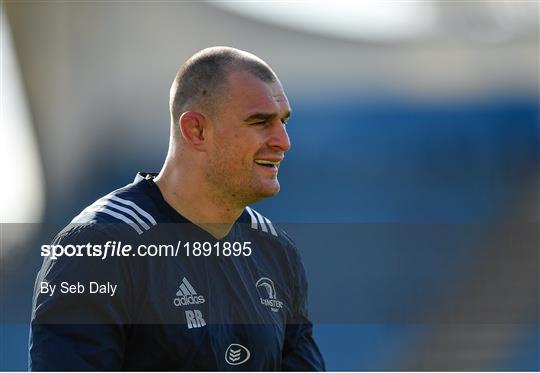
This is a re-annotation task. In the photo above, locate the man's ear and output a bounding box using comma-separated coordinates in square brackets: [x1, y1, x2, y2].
[178, 111, 207, 151]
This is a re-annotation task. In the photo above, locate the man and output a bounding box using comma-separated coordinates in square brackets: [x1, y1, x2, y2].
[30, 46, 325, 371]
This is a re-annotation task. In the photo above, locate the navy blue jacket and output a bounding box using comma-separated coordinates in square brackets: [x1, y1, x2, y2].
[30, 173, 325, 371]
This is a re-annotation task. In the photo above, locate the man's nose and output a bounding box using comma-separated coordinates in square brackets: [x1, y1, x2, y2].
[268, 121, 291, 152]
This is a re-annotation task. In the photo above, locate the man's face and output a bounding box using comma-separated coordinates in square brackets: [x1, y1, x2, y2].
[205, 69, 292, 205]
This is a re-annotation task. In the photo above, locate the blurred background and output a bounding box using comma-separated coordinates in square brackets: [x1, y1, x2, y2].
[1, 1, 538, 370]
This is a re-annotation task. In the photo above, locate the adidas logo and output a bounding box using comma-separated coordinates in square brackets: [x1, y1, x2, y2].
[173, 277, 205, 307]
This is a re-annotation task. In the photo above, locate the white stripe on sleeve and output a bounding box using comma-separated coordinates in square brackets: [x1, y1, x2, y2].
[87, 205, 143, 234]
[93, 199, 150, 230]
[245, 207, 258, 230]
[107, 195, 157, 225]
[254, 211, 268, 233]
[263, 216, 278, 237]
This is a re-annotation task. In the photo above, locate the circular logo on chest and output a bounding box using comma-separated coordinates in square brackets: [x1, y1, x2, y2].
[225, 343, 250, 365]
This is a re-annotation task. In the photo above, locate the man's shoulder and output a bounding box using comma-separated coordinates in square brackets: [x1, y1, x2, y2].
[242, 206, 307, 286]
[68, 174, 159, 237]
[242, 206, 297, 251]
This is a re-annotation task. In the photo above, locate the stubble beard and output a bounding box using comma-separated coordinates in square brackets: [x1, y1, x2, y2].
[206, 152, 280, 208]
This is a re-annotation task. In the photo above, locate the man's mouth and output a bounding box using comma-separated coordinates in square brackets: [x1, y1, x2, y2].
[254, 159, 281, 169]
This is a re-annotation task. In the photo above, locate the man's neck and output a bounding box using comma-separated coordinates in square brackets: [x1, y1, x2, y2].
[154, 167, 244, 239]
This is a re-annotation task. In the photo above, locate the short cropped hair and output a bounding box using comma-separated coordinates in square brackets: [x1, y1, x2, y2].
[169, 47, 278, 131]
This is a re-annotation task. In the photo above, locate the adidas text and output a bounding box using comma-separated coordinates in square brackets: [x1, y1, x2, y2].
[174, 295, 205, 307]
